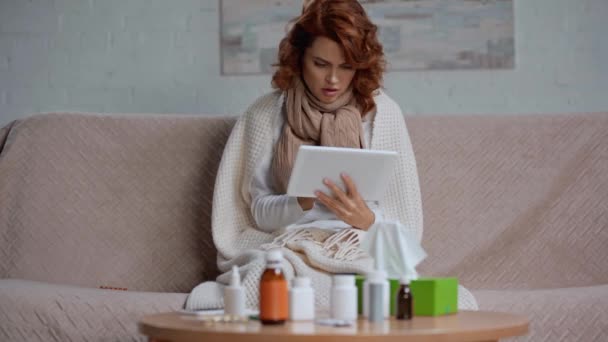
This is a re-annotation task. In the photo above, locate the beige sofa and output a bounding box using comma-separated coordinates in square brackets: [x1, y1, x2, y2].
[1, 112, 607, 341]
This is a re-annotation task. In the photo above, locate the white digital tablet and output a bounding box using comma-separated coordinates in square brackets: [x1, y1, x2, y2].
[286, 145, 398, 201]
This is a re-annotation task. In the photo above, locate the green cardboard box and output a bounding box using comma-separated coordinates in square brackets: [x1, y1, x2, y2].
[410, 277, 458, 316]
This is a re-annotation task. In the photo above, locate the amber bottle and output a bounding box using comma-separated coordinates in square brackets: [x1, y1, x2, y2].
[259, 249, 289, 325]
[396, 276, 413, 320]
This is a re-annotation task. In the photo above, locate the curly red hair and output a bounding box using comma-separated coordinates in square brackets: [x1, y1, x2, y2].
[272, 0, 385, 115]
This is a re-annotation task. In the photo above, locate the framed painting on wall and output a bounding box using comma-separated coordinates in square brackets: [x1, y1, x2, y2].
[220, 0, 515, 75]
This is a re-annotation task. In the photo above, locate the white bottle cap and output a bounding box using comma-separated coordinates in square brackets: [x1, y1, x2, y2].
[333, 274, 355, 287]
[399, 275, 410, 285]
[229, 265, 241, 287]
[293, 277, 311, 288]
[266, 249, 283, 262]
[367, 270, 387, 283]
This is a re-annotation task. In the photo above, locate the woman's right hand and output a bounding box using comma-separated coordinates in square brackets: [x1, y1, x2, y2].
[297, 197, 315, 211]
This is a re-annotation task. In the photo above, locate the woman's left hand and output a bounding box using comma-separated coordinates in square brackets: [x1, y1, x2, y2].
[315, 173, 375, 231]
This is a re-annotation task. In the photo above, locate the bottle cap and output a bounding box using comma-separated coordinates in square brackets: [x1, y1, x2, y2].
[399, 275, 410, 285]
[266, 249, 283, 262]
[366, 270, 387, 283]
[332, 274, 355, 287]
[229, 265, 241, 287]
[293, 277, 311, 288]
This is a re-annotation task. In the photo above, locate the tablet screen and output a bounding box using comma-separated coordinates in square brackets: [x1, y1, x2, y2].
[286, 146, 398, 201]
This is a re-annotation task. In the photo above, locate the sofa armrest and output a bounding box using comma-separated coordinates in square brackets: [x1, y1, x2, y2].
[0, 120, 18, 153]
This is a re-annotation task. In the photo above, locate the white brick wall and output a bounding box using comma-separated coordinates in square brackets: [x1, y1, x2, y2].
[0, 0, 60, 33]
[0, 0, 607, 126]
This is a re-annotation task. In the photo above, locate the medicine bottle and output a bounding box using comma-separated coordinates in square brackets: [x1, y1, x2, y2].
[395, 276, 413, 320]
[363, 270, 389, 319]
[260, 249, 289, 325]
[224, 265, 246, 317]
[367, 271, 386, 322]
[330, 274, 358, 321]
[289, 277, 315, 321]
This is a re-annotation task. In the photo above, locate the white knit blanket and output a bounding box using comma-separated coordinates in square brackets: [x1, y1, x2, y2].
[186, 90, 478, 311]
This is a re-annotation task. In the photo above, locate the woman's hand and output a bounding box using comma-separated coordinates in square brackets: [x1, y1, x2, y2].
[297, 197, 315, 210]
[315, 173, 375, 231]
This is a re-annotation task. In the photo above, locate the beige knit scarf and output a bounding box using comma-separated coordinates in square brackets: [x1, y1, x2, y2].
[271, 78, 365, 193]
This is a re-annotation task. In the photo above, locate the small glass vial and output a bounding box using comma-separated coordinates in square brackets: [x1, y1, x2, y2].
[289, 277, 315, 321]
[260, 249, 289, 325]
[395, 276, 413, 320]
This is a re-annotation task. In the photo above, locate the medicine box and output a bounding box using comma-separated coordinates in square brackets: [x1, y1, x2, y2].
[410, 277, 458, 316]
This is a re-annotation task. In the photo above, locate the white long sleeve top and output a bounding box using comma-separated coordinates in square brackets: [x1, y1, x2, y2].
[249, 107, 384, 233]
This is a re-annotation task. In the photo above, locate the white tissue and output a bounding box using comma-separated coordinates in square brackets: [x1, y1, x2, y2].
[361, 220, 427, 279]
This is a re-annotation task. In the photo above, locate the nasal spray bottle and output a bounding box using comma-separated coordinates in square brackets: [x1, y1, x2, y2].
[364, 236, 389, 321]
[224, 265, 246, 317]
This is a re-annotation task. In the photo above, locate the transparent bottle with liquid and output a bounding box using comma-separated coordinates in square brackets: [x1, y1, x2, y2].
[259, 249, 289, 325]
[363, 269, 389, 319]
[367, 271, 387, 322]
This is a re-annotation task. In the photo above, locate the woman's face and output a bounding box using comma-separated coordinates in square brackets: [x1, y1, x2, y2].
[301, 36, 356, 104]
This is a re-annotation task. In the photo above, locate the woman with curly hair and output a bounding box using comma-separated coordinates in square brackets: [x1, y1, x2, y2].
[186, 0, 478, 313]
[261, 0, 389, 232]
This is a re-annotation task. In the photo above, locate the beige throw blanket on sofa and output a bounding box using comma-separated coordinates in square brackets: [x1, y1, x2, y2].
[186, 91, 477, 311]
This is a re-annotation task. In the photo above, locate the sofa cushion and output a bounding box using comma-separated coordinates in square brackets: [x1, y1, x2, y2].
[0, 113, 236, 292]
[0, 279, 187, 341]
[408, 113, 608, 290]
[473, 285, 608, 341]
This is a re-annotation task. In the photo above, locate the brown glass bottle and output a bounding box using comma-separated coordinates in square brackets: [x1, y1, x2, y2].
[259, 249, 288, 325]
[396, 277, 413, 320]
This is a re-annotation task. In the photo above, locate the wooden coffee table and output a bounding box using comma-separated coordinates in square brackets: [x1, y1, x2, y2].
[139, 310, 528, 342]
